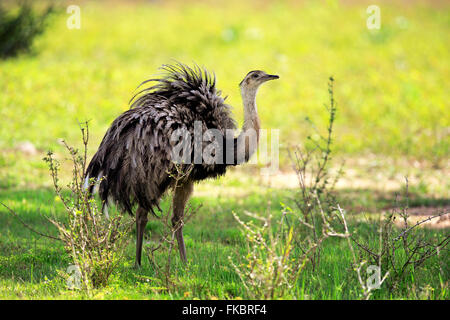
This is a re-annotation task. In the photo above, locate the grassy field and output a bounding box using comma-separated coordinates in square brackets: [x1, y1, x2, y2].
[0, 0, 448, 299]
[0, 169, 448, 299]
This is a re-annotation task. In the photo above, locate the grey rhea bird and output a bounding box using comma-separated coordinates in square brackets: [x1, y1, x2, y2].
[85, 62, 279, 266]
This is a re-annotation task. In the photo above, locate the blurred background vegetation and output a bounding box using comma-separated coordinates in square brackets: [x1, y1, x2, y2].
[0, 0, 448, 186]
[0, 1, 53, 59]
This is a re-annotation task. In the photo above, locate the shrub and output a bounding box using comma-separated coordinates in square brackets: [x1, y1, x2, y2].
[0, 1, 53, 59]
[350, 178, 449, 298]
[43, 122, 132, 292]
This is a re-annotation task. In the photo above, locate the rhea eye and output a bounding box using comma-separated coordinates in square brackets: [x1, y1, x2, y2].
[252, 73, 259, 78]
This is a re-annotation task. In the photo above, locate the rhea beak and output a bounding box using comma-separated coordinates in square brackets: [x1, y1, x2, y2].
[264, 74, 280, 81]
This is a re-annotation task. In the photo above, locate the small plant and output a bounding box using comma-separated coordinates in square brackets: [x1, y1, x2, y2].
[43, 122, 132, 292]
[350, 178, 449, 297]
[229, 208, 295, 299]
[0, 1, 53, 59]
[286, 77, 343, 270]
[229, 198, 354, 299]
[337, 204, 390, 300]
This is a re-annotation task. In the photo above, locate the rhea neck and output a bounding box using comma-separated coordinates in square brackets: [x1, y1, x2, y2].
[240, 85, 261, 137]
[233, 84, 261, 165]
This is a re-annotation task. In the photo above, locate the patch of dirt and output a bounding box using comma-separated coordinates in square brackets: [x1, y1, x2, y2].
[399, 205, 449, 216]
[258, 167, 448, 194]
[388, 206, 450, 230]
[198, 156, 450, 229]
[391, 212, 450, 230]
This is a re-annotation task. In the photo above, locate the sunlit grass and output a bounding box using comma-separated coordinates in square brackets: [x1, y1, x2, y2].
[0, 183, 448, 299]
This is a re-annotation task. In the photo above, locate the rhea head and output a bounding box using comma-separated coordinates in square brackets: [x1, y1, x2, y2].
[239, 70, 279, 92]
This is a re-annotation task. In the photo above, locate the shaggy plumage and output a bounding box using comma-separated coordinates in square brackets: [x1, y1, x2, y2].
[85, 63, 237, 216]
[85, 62, 279, 265]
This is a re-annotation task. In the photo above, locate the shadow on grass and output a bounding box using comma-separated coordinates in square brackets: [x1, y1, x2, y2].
[337, 188, 449, 215]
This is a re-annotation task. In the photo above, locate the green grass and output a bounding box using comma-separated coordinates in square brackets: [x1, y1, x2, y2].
[0, 175, 448, 300]
[0, 0, 448, 299]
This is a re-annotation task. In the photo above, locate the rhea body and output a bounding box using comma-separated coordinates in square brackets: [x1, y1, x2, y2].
[85, 63, 279, 265]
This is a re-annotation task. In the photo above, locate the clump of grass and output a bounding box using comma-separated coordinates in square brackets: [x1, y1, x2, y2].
[43, 122, 132, 292]
[0, 1, 53, 59]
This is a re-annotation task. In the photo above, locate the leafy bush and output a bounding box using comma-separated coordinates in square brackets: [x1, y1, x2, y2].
[43, 122, 132, 292]
[0, 1, 53, 59]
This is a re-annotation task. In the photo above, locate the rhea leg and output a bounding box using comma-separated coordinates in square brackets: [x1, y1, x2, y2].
[135, 206, 148, 267]
[172, 181, 194, 263]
